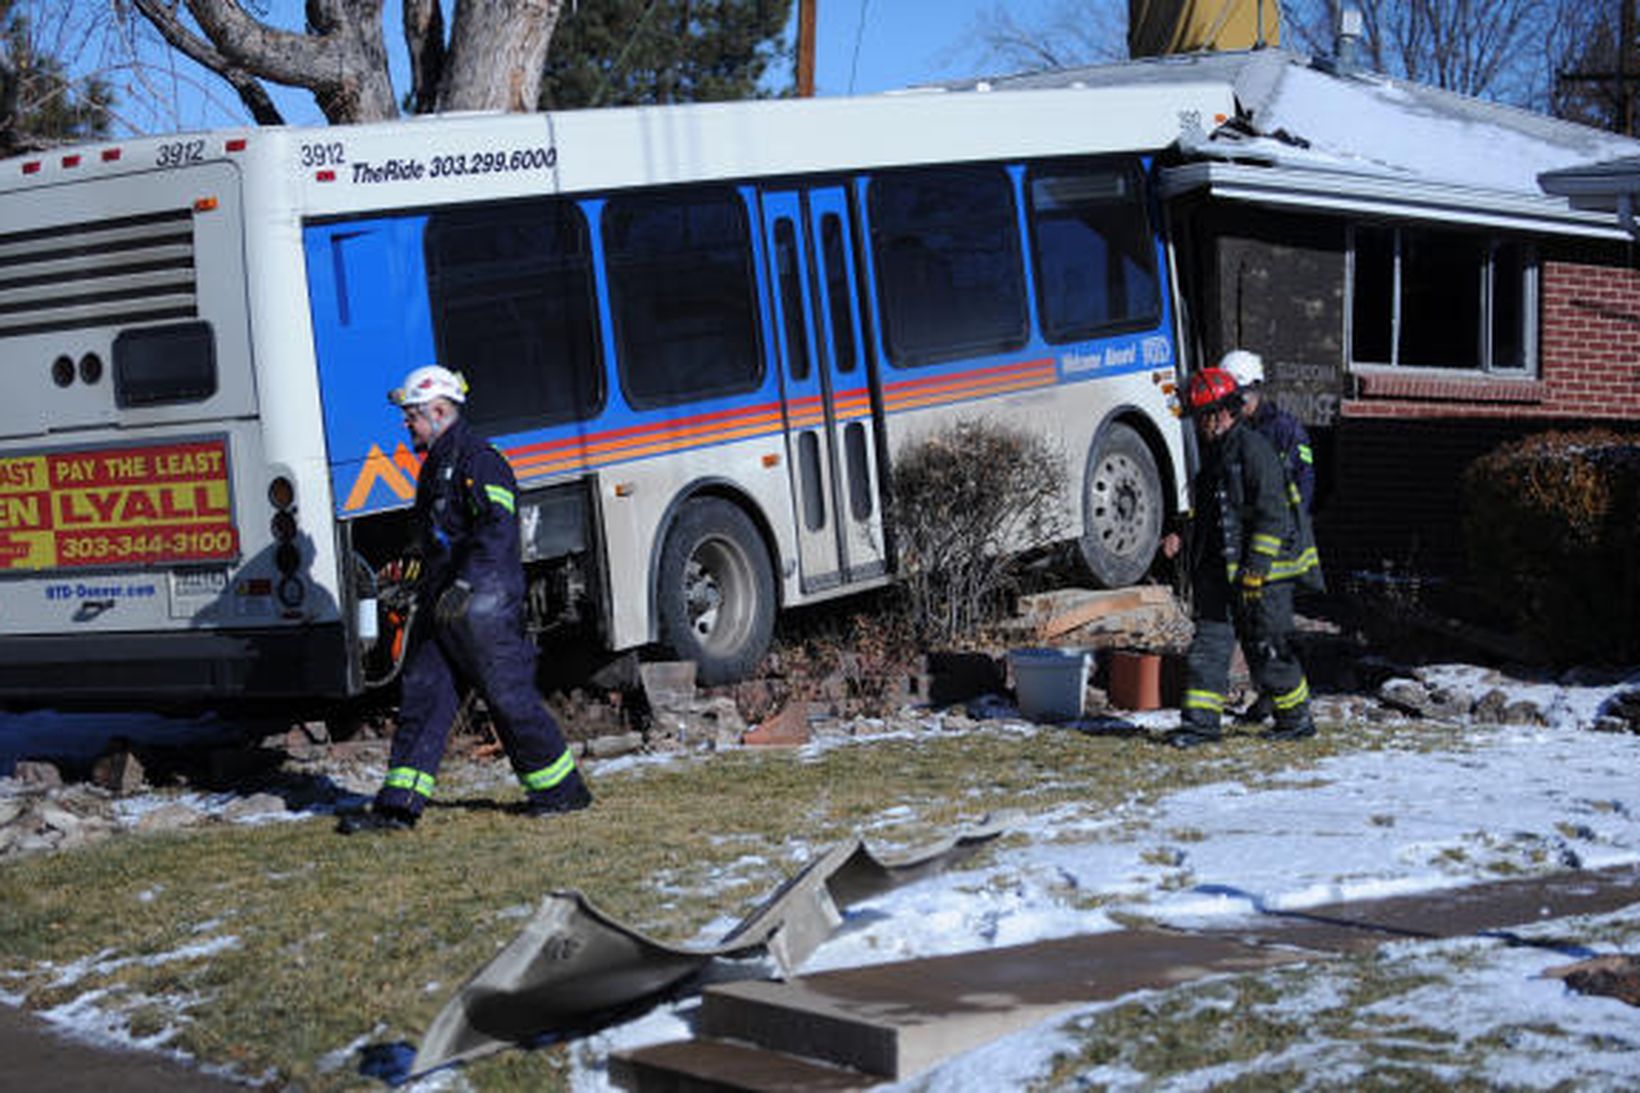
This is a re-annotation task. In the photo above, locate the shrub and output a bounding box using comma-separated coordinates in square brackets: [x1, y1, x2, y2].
[887, 419, 1067, 645]
[1461, 429, 1640, 664]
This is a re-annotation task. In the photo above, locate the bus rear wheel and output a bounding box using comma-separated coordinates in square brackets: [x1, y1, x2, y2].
[1079, 422, 1163, 588]
[656, 497, 775, 685]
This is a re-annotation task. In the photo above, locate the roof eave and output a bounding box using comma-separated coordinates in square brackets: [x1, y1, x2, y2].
[1163, 161, 1632, 241]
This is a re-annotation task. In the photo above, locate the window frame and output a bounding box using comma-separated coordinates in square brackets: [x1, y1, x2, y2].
[422, 196, 605, 435]
[1025, 157, 1163, 345]
[602, 185, 766, 411]
[1346, 221, 1538, 377]
[866, 164, 1030, 369]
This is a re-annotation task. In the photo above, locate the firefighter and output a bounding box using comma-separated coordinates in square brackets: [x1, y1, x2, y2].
[1219, 349, 1315, 513]
[1160, 366, 1322, 749]
[1219, 348, 1318, 726]
[338, 365, 592, 833]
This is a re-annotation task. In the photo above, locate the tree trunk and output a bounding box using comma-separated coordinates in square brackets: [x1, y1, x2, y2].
[439, 0, 565, 112]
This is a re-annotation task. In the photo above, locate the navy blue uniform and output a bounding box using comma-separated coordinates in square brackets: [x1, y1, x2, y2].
[1179, 420, 1320, 739]
[376, 416, 587, 817]
[1248, 398, 1315, 512]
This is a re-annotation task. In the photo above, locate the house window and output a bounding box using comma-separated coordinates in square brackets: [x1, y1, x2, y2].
[1348, 224, 1536, 374]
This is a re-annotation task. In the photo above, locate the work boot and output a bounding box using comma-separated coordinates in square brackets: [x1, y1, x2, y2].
[1163, 727, 1221, 749]
[1264, 717, 1316, 742]
[524, 777, 593, 819]
[1234, 694, 1274, 726]
[336, 804, 417, 835]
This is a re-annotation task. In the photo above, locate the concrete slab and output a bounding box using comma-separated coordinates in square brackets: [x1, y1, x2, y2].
[698, 931, 1307, 1079]
[610, 1037, 871, 1092]
[619, 864, 1640, 1089]
[1223, 862, 1640, 954]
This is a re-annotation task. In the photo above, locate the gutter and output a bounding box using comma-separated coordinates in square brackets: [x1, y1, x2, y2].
[1162, 160, 1633, 241]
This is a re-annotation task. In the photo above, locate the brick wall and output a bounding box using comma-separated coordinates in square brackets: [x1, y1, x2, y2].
[1312, 418, 1540, 582]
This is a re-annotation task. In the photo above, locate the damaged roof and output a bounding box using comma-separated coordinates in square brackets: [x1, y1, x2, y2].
[921, 49, 1640, 238]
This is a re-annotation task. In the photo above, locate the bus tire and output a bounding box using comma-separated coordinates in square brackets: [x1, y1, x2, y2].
[1079, 422, 1162, 589]
[656, 497, 775, 685]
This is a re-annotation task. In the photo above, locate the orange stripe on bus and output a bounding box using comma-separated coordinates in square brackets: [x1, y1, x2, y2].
[507, 400, 785, 461]
[510, 410, 784, 472]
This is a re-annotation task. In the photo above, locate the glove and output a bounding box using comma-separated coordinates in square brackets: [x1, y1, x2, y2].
[434, 579, 473, 630]
[378, 554, 422, 588]
[1239, 570, 1265, 606]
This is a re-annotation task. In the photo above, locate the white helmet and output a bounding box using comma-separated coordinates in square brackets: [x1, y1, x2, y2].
[1218, 349, 1264, 388]
[390, 365, 468, 407]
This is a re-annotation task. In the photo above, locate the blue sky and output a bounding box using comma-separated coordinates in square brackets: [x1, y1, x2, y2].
[141, 0, 1037, 132]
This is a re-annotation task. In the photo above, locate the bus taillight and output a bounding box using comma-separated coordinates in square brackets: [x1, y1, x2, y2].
[269, 475, 304, 609]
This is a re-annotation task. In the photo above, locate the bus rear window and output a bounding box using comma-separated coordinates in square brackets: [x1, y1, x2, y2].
[604, 188, 763, 409]
[114, 321, 217, 407]
[868, 166, 1027, 367]
[425, 199, 603, 434]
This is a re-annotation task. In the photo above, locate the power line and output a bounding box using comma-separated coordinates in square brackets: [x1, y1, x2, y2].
[848, 0, 872, 94]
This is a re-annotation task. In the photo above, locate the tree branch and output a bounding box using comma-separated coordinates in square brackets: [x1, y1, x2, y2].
[180, 0, 350, 87]
[128, 0, 286, 123]
[402, 0, 445, 114]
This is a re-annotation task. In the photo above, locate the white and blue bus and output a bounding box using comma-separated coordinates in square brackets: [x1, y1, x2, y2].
[0, 79, 1234, 705]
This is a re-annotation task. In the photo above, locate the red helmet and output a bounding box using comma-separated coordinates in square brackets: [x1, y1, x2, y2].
[1185, 367, 1239, 415]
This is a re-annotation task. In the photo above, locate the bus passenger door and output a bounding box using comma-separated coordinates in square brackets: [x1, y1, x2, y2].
[760, 186, 886, 593]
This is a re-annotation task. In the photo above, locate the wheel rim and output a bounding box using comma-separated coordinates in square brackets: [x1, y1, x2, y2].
[683, 535, 754, 655]
[1088, 451, 1154, 560]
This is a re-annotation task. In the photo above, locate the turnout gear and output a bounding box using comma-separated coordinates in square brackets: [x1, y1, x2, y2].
[1248, 398, 1316, 514]
[356, 411, 591, 828]
[1172, 416, 1320, 743]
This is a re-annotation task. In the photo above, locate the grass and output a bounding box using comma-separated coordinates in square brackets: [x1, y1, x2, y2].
[0, 716, 1456, 1089]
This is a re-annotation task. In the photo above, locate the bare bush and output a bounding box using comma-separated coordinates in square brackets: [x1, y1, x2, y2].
[888, 419, 1067, 645]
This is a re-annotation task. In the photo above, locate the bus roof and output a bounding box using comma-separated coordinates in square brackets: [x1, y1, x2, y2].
[1, 80, 1237, 211]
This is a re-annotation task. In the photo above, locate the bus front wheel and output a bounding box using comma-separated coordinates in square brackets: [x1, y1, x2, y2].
[656, 497, 775, 685]
[1079, 422, 1163, 589]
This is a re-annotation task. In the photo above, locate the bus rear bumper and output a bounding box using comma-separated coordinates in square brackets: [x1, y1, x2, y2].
[0, 626, 352, 706]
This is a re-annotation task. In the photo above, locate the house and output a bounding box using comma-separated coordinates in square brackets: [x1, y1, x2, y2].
[937, 49, 1640, 584]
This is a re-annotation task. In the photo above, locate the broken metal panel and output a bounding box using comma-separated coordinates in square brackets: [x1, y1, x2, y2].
[410, 816, 1010, 1078]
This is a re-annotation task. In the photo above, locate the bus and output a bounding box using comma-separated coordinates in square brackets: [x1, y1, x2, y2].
[0, 79, 1235, 706]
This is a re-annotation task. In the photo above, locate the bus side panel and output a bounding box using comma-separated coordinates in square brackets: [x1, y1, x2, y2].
[851, 158, 1186, 563]
[303, 218, 439, 520]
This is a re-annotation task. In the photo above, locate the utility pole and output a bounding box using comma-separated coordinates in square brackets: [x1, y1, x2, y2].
[1558, 0, 1638, 136]
[796, 0, 817, 98]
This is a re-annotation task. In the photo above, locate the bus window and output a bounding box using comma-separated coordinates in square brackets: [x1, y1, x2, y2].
[605, 188, 763, 408]
[1028, 163, 1160, 342]
[114, 320, 217, 407]
[773, 217, 811, 381]
[424, 199, 602, 436]
[819, 212, 856, 373]
[868, 166, 1027, 367]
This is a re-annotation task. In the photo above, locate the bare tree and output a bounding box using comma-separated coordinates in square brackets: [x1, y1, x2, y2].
[1285, 1, 1574, 110]
[120, 0, 568, 125]
[1549, 2, 1639, 134]
[958, 0, 1126, 76]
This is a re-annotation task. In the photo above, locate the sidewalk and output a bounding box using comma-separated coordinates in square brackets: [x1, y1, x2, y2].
[0, 1003, 236, 1092]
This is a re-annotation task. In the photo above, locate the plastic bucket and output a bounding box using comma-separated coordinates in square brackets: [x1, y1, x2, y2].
[1009, 647, 1091, 722]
